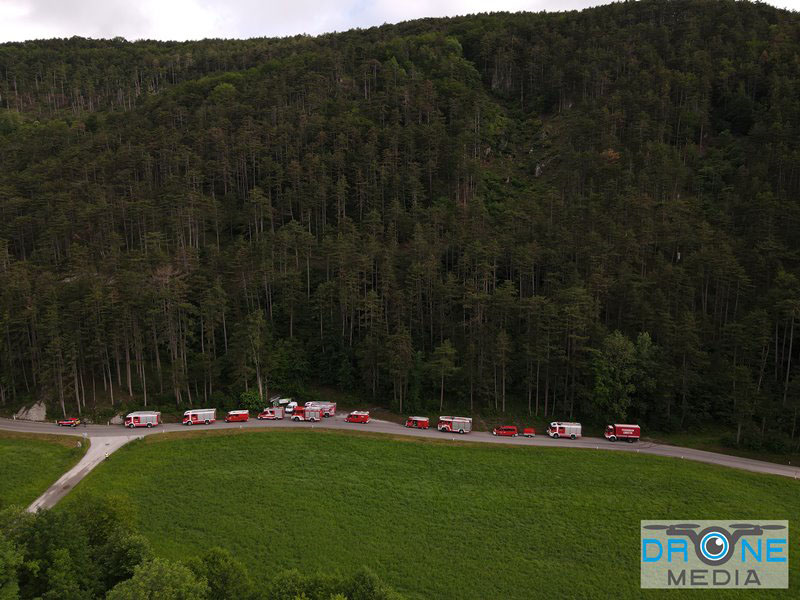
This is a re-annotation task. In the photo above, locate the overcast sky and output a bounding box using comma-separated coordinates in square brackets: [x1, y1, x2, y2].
[0, 0, 798, 43]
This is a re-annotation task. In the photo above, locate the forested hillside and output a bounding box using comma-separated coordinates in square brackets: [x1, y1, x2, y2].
[1, 0, 799, 450]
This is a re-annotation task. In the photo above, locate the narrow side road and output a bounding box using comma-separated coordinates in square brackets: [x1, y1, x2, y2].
[26, 436, 134, 512]
[1, 415, 797, 512]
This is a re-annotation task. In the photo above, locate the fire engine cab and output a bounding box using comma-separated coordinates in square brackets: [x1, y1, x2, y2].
[546, 421, 582, 439]
[605, 424, 640, 442]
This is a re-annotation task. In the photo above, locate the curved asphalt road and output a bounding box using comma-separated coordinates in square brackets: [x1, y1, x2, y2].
[2, 415, 797, 512]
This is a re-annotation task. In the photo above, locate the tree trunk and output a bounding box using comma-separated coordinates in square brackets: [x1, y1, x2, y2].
[783, 315, 794, 407]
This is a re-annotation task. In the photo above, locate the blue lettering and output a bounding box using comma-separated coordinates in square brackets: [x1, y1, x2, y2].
[667, 538, 688, 562]
[642, 539, 662, 562]
[741, 538, 761, 562]
[766, 539, 787, 563]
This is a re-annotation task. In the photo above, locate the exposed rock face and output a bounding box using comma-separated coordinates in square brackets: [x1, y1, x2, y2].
[14, 401, 47, 421]
[109, 414, 124, 425]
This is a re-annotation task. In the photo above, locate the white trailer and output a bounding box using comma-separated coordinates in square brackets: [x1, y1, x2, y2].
[437, 416, 473, 434]
[183, 408, 216, 425]
[547, 421, 582, 439]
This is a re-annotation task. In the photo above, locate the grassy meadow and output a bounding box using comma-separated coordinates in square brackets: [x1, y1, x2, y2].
[0, 431, 87, 509]
[63, 429, 799, 599]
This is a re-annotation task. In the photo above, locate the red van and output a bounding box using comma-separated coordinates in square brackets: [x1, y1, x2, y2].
[345, 411, 370, 423]
[225, 410, 249, 423]
[492, 425, 518, 437]
[57, 417, 80, 427]
[404, 416, 429, 429]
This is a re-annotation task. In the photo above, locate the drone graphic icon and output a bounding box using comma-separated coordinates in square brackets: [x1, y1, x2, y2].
[643, 523, 787, 566]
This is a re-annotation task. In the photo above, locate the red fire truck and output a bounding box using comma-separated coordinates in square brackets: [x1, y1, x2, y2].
[182, 408, 216, 425]
[304, 401, 337, 417]
[605, 423, 641, 442]
[404, 416, 429, 429]
[546, 421, 582, 439]
[257, 407, 285, 420]
[437, 416, 472, 434]
[225, 410, 249, 423]
[291, 406, 322, 422]
[345, 411, 370, 423]
[124, 411, 161, 428]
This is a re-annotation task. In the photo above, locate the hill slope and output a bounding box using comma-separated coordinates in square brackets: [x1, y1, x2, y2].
[0, 0, 799, 451]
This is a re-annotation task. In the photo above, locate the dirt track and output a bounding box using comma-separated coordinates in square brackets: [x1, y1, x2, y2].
[2, 414, 797, 512]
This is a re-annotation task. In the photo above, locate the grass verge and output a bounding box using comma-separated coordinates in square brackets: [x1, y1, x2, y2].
[63, 429, 798, 599]
[0, 430, 88, 509]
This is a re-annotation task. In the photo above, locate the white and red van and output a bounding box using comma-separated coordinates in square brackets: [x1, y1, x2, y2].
[225, 410, 249, 423]
[182, 409, 216, 425]
[404, 416, 429, 429]
[124, 411, 161, 428]
[437, 416, 472, 434]
[291, 406, 322, 422]
[605, 424, 640, 442]
[546, 422, 581, 439]
[258, 407, 284, 420]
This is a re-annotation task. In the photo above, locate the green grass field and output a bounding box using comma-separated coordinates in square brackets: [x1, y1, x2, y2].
[64, 429, 798, 599]
[0, 431, 87, 509]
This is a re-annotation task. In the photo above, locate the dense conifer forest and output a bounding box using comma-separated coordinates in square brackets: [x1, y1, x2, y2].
[1, 0, 799, 450]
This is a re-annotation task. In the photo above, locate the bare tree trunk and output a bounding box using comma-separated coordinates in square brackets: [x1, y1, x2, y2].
[783, 315, 794, 407]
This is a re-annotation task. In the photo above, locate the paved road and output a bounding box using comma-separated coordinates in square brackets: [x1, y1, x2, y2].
[2, 414, 797, 512]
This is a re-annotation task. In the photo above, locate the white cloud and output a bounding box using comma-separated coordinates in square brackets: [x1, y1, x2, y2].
[0, 0, 798, 42]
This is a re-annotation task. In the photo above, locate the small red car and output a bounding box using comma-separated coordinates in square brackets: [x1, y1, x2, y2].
[57, 417, 80, 427]
[345, 411, 370, 423]
[492, 425, 518, 437]
[522, 427, 536, 437]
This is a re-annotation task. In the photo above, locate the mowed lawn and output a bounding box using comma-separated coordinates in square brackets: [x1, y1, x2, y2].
[64, 429, 798, 599]
[0, 431, 87, 509]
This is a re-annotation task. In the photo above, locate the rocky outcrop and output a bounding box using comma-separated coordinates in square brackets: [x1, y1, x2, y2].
[109, 414, 124, 425]
[14, 400, 47, 421]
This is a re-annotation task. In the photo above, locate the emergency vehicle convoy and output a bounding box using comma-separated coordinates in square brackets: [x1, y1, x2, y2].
[604, 423, 640, 442]
[124, 411, 161, 428]
[118, 401, 640, 445]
